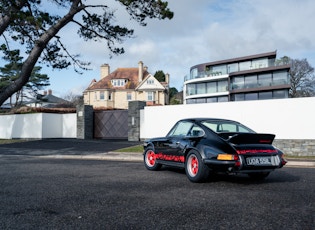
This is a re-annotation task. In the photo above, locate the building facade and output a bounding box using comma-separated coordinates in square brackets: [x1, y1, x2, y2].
[184, 51, 291, 104]
[83, 61, 169, 109]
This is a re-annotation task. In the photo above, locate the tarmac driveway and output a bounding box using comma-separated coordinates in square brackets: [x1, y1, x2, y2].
[0, 139, 142, 156]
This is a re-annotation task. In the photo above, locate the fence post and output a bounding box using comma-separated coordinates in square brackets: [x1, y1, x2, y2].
[76, 104, 94, 139]
[128, 101, 146, 141]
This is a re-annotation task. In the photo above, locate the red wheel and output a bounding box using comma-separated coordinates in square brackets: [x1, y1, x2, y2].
[146, 150, 156, 167]
[144, 148, 161, 171]
[187, 154, 199, 176]
[185, 150, 209, 183]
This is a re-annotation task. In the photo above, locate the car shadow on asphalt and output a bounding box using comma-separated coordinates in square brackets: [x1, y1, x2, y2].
[160, 166, 300, 184]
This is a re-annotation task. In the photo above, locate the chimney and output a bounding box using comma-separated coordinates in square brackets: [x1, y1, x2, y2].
[48, 89, 52, 95]
[43, 90, 47, 95]
[165, 73, 170, 84]
[100, 64, 110, 79]
[138, 61, 143, 82]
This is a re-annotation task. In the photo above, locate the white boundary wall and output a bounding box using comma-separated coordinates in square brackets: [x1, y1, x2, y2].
[0, 113, 76, 139]
[140, 97, 315, 140]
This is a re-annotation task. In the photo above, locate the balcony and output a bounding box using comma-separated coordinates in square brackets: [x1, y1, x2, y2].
[230, 78, 290, 91]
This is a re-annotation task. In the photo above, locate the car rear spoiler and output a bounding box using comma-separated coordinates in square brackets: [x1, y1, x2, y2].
[219, 133, 276, 145]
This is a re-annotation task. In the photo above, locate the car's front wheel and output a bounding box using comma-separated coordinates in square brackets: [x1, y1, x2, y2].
[144, 148, 161, 171]
[185, 150, 209, 183]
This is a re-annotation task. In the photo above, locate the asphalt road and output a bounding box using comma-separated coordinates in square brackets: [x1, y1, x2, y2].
[0, 155, 314, 230]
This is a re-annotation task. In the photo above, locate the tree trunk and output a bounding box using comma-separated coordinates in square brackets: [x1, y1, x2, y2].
[0, 1, 83, 106]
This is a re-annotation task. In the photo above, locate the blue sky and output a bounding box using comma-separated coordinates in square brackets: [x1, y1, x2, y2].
[2, 0, 315, 98]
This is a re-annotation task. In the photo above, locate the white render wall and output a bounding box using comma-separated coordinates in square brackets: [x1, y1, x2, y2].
[140, 97, 315, 140]
[0, 113, 76, 139]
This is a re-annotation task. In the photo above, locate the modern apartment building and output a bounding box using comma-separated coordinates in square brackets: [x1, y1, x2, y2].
[184, 51, 291, 104]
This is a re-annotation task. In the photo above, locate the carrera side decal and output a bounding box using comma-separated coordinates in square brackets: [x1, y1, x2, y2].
[155, 152, 185, 163]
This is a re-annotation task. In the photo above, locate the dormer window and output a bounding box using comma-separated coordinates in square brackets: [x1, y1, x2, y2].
[111, 79, 127, 86]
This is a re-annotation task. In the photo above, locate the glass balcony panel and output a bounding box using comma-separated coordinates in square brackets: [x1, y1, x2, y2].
[218, 80, 228, 92]
[252, 58, 268, 69]
[186, 84, 196, 96]
[207, 82, 217, 93]
[244, 75, 258, 88]
[196, 83, 206, 94]
[239, 61, 251, 71]
[228, 63, 238, 73]
[209, 64, 227, 75]
[258, 73, 272, 87]
[273, 71, 289, 85]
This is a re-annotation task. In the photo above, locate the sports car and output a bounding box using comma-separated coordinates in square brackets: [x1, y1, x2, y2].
[143, 118, 287, 183]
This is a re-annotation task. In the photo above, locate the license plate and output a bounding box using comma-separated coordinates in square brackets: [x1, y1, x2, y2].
[246, 157, 272, 166]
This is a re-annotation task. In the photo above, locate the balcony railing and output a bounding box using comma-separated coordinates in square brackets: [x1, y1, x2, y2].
[186, 62, 290, 82]
[230, 79, 290, 90]
[185, 71, 224, 81]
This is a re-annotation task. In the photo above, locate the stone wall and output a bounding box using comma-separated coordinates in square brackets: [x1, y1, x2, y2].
[274, 139, 315, 157]
[76, 104, 94, 139]
[128, 101, 146, 141]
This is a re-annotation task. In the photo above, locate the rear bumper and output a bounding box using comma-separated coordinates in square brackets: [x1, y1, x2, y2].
[203, 158, 283, 173]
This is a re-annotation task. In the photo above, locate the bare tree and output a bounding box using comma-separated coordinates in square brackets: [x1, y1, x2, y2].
[0, 0, 173, 106]
[289, 58, 315, 97]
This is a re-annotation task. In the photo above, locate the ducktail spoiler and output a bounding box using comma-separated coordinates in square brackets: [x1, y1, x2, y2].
[219, 133, 276, 145]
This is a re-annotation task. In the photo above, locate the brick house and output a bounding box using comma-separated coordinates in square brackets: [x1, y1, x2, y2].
[83, 61, 169, 109]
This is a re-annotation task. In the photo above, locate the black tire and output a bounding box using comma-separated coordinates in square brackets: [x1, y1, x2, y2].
[144, 147, 161, 171]
[248, 172, 270, 180]
[185, 150, 209, 183]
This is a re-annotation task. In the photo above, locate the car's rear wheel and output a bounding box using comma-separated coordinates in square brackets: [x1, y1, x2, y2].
[248, 172, 270, 180]
[144, 148, 161, 171]
[185, 150, 209, 183]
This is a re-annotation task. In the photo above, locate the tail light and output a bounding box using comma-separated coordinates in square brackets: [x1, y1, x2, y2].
[234, 155, 241, 167]
[280, 154, 287, 165]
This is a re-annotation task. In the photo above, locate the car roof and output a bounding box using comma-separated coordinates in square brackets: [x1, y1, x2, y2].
[178, 118, 238, 123]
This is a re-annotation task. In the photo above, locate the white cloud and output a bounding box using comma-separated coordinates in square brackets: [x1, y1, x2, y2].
[3, 0, 315, 96]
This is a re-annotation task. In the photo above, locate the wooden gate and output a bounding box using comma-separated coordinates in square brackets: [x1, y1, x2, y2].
[94, 110, 128, 139]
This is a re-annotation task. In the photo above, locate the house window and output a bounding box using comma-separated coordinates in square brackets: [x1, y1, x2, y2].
[147, 79, 154, 85]
[127, 92, 132, 101]
[273, 90, 287, 99]
[100, 91, 105, 100]
[147, 92, 155, 101]
[112, 79, 127, 86]
[245, 93, 258, 101]
[259, 91, 272, 100]
[108, 92, 112, 100]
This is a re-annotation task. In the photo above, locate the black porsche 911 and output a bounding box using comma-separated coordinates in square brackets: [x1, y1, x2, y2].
[143, 118, 287, 183]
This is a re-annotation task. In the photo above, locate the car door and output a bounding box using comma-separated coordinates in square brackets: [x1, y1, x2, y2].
[162, 121, 194, 162]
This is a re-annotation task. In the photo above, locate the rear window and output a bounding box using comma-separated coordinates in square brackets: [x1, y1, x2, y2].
[201, 120, 254, 133]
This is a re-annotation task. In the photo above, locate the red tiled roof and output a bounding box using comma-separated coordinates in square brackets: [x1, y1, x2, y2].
[85, 68, 149, 90]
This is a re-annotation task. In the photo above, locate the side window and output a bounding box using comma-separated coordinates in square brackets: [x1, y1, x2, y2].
[168, 121, 193, 137]
[219, 124, 237, 132]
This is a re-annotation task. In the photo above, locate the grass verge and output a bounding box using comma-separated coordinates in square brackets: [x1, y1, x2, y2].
[114, 144, 143, 153]
[0, 139, 31, 145]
